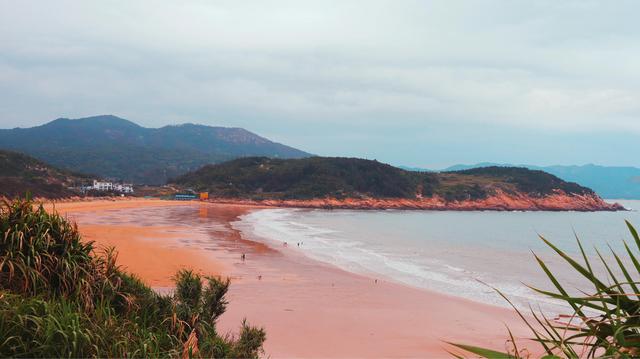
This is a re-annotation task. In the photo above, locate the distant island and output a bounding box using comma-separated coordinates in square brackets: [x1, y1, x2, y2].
[173, 157, 623, 211]
[0, 115, 310, 184]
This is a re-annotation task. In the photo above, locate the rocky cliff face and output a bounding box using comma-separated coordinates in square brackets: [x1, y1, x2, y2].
[209, 190, 623, 211]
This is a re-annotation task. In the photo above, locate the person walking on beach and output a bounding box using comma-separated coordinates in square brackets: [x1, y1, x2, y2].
[241, 253, 246, 261]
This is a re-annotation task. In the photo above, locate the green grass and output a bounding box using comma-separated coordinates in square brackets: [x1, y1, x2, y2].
[0, 197, 265, 358]
[451, 221, 640, 358]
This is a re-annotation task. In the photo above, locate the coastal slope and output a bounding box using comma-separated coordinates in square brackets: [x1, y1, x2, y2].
[443, 162, 640, 199]
[173, 157, 622, 211]
[0, 150, 92, 198]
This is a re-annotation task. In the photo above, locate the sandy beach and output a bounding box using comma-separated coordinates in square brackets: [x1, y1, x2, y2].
[50, 198, 530, 358]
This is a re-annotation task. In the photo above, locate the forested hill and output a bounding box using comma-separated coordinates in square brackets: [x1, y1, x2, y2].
[0, 115, 311, 184]
[173, 157, 595, 201]
[0, 150, 92, 198]
[443, 163, 640, 199]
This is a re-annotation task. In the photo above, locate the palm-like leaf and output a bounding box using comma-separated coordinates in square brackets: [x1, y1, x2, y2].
[452, 221, 640, 358]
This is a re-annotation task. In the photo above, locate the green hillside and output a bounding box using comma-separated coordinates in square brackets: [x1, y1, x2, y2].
[0, 150, 91, 198]
[0, 115, 311, 184]
[173, 157, 594, 201]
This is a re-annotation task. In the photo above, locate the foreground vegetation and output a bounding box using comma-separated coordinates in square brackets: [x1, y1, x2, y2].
[174, 156, 594, 201]
[0, 198, 265, 357]
[452, 221, 640, 358]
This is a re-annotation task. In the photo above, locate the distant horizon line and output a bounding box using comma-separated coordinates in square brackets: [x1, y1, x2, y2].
[3, 113, 639, 170]
[397, 162, 640, 172]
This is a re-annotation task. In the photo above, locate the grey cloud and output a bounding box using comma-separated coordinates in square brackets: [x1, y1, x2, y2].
[0, 0, 639, 166]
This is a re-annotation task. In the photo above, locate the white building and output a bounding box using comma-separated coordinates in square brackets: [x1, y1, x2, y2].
[92, 180, 113, 191]
[90, 180, 134, 193]
[113, 183, 134, 193]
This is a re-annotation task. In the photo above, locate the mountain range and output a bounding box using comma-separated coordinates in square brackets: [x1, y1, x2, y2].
[0, 115, 311, 184]
[428, 163, 640, 199]
[2, 115, 637, 200]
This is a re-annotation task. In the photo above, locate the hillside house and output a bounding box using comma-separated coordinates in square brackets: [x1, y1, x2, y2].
[92, 180, 113, 191]
[89, 180, 134, 193]
[113, 183, 134, 193]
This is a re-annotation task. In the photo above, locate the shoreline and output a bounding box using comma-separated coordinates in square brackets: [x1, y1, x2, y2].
[205, 191, 624, 212]
[53, 198, 531, 357]
[30, 191, 624, 212]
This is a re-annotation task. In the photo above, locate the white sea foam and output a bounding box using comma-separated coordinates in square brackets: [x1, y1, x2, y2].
[231, 205, 640, 314]
[233, 209, 540, 311]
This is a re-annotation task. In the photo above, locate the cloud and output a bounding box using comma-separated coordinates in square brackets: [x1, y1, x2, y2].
[0, 0, 639, 164]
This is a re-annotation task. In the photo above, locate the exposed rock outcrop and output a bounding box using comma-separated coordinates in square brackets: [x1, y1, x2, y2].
[209, 190, 624, 211]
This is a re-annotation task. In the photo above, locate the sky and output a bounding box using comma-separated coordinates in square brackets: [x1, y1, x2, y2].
[1, 0, 639, 169]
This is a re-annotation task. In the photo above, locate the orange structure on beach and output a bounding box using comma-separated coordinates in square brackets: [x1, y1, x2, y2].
[199, 192, 209, 201]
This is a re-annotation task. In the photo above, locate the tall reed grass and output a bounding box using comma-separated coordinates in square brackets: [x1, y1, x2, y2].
[0, 197, 265, 358]
[451, 221, 640, 358]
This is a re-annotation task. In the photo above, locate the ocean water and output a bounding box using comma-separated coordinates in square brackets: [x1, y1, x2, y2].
[232, 200, 640, 313]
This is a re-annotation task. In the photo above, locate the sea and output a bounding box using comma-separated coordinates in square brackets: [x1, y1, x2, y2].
[232, 200, 640, 314]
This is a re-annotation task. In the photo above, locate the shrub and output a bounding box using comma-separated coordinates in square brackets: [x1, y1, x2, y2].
[0, 198, 265, 358]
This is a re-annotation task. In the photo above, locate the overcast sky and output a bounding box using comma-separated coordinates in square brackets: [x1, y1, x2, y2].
[1, 1, 639, 168]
